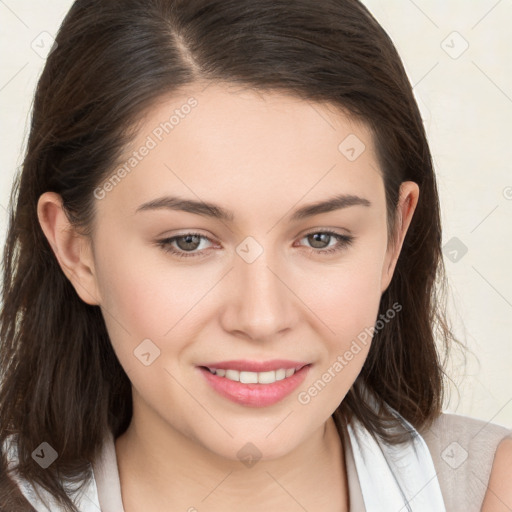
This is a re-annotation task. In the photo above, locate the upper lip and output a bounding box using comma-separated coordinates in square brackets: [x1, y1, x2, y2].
[198, 359, 310, 372]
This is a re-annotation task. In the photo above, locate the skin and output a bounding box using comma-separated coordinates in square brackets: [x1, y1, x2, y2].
[37, 83, 421, 511]
[481, 438, 512, 511]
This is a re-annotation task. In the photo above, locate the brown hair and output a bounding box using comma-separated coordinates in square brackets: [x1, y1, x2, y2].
[0, 0, 459, 509]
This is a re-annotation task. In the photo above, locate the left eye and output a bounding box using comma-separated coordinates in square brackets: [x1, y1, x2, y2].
[156, 230, 354, 259]
[297, 230, 354, 256]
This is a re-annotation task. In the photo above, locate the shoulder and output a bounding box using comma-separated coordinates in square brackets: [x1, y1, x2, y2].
[418, 411, 512, 512]
[481, 436, 512, 511]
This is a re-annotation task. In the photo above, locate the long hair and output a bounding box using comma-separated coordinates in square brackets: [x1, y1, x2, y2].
[0, 0, 459, 509]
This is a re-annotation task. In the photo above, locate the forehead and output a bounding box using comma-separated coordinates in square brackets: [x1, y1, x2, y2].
[98, 83, 384, 222]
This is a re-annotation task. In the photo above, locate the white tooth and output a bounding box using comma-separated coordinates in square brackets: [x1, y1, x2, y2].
[225, 369, 240, 382]
[275, 369, 286, 381]
[211, 368, 296, 383]
[240, 371, 258, 384]
[258, 370, 276, 384]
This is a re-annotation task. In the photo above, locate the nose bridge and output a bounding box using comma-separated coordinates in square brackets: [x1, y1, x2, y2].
[224, 240, 297, 339]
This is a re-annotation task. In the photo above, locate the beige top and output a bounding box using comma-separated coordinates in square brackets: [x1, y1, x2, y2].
[91, 412, 512, 512]
[419, 413, 512, 511]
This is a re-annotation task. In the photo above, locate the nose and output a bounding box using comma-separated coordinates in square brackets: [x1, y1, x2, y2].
[219, 248, 300, 342]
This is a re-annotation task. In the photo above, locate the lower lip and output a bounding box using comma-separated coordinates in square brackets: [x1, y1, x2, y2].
[197, 365, 311, 407]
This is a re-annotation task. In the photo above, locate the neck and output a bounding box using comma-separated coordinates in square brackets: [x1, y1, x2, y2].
[115, 410, 349, 511]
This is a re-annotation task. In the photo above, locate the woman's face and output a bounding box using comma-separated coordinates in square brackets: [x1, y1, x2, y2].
[70, 84, 418, 460]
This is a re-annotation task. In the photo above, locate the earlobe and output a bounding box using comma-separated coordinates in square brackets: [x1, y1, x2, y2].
[380, 181, 420, 294]
[37, 192, 101, 306]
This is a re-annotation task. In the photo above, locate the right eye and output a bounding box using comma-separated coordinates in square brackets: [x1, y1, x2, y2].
[156, 232, 216, 259]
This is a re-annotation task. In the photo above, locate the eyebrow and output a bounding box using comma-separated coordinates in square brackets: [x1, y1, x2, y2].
[135, 193, 371, 222]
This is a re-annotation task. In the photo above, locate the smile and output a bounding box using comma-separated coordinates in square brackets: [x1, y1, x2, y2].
[205, 367, 297, 384]
[197, 364, 312, 407]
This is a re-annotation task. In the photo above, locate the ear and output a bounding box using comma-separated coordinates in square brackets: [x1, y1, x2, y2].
[380, 181, 420, 294]
[37, 192, 101, 306]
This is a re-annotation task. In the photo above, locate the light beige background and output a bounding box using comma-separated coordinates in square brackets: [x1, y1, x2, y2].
[1, 0, 511, 427]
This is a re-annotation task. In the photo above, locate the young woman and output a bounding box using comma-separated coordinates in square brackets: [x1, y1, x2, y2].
[1, 0, 511, 511]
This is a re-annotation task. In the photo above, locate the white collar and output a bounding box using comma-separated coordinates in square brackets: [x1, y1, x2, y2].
[346, 400, 446, 511]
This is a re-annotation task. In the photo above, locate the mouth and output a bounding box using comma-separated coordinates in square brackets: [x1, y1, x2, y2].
[199, 365, 309, 384]
[197, 358, 310, 374]
[196, 362, 312, 407]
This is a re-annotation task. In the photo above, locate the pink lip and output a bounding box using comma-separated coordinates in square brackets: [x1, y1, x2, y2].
[198, 359, 309, 372]
[196, 364, 312, 407]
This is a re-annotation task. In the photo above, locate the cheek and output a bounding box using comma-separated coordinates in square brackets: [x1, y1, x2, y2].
[297, 253, 385, 342]
[94, 234, 200, 332]
[92, 237, 212, 378]
[294, 262, 383, 406]
[308, 275, 380, 384]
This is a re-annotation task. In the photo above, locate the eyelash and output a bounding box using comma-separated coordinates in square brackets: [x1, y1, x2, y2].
[156, 230, 354, 259]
